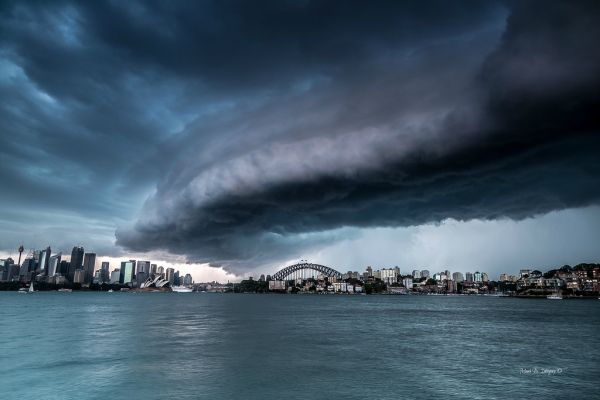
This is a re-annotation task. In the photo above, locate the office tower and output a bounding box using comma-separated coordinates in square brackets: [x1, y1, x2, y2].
[481, 272, 489, 283]
[1, 258, 14, 281]
[452, 272, 464, 282]
[150, 264, 157, 275]
[165, 268, 175, 284]
[174, 270, 180, 285]
[69, 246, 84, 281]
[48, 253, 61, 276]
[366, 266, 373, 277]
[20, 258, 36, 282]
[73, 269, 86, 284]
[465, 272, 474, 282]
[421, 270, 430, 279]
[59, 260, 70, 276]
[99, 262, 110, 283]
[110, 269, 120, 284]
[412, 270, 421, 279]
[83, 253, 96, 284]
[474, 271, 482, 282]
[38, 246, 51, 276]
[183, 274, 193, 286]
[157, 266, 164, 277]
[119, 260, 136, 284]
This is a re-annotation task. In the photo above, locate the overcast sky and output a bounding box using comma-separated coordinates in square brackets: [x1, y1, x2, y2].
[1, 1, 599, 280]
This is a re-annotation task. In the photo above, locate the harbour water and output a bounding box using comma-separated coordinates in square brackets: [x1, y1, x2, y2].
[0, 293, 598, 399]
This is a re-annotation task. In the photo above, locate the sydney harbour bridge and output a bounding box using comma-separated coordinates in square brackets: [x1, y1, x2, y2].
[271, 262, 342, 281]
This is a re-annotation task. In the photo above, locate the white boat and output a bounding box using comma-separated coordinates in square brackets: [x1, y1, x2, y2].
[108, 289, 114, 292]
[57, 288, 72, 292]
[18, 282, 35, 294]
[171, 286, 193, 293]
[547, 293, 563, 300]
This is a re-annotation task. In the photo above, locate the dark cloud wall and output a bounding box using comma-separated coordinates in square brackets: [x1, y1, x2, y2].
[1, 1, 598, 272]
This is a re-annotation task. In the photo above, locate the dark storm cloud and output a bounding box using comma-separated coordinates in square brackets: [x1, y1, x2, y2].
[116, 0, 600, 271]
[1, 1, 598, 270]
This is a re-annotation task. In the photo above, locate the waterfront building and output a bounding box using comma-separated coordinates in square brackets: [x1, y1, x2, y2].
[452, 272, 464, 282]
[474, 271, 482, 283]
[519, 269, 531, 279]
[20, 258, 36, 281]
[402, 277, 413, 289]
[136, 261, 151, 286]
[119, 260, 136, 284]
[333, 282, 348, 292]
[59, 260, 70, 276]
[1, 258, 14, 281]
[165, 268, 175, 284]
[269, 280, 286, 290]
[38, 246, 51, 275]
[412, 270, 421, 279]
[499, 273, 509, 282]
[421, 270, 430, 279]
[83, 253, 96, 284]
[69, 246, 84, 281]
[47, 253, 61, 276]
[380, 268, 397, 285]
[465, 272, 474, 282]
[137, 261, 150, 275]
[366, 266, 373, 278]
[110, 269, 120, 284]
[100, 262, 110, 283]
[2, 258, 15, 281]
[73, 269, 86, 284]
[481, 272, 489, 283]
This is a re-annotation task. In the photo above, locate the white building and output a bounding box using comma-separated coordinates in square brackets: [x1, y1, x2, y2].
[380, 268, 397, 285]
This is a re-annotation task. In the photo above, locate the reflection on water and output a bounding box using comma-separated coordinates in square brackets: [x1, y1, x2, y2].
[0, 293, 599, 400]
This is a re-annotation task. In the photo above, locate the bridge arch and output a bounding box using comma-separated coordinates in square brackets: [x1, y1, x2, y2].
[271, 262, 342, 281]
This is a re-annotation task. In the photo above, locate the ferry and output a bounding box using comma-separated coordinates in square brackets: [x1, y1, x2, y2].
[171, 286, 193, 293]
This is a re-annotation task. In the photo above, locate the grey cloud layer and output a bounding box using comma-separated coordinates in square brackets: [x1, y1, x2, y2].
[117, 0, 600, 270]
[1, 1, 598, 271]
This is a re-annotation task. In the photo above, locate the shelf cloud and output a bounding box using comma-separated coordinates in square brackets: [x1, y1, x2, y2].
[1, 1, 599, 273]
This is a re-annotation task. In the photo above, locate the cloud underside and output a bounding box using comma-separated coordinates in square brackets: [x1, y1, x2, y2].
[2, 1, 598, 272]
[116, 1, 600, 271]
[114, 1, 600, 272]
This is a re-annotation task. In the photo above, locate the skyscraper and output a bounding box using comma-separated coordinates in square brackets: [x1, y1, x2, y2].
[136, 261, 150, 286]
[48, 253, 62, 276]
[452, 272, 464, 282]
[100, 261, 110, 283]
[465, 272, 474, 282]
[165, 267, 175, 284]
[38, 246, 51, 276]
[119, 260, 136, 284]
[69, 246, 84, 282]
[83, 253, 96, 284]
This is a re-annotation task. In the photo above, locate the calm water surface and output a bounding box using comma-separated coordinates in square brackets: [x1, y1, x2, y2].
[1, 293, 599, 399]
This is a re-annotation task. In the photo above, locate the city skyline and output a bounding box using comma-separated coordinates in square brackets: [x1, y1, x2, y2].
[1, 240, 598, 283]
[1, 1, 600, 282]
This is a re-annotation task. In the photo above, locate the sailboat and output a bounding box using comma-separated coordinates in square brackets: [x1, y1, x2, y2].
[18, 281, 35, 294]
